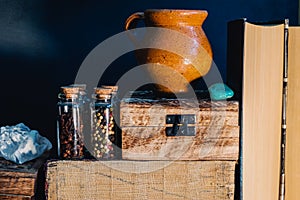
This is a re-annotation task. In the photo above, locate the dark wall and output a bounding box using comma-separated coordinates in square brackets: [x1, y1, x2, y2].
[0, 0, 298, 157]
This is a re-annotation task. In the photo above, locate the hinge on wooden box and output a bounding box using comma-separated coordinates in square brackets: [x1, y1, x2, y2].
[165, 114, 196, 136]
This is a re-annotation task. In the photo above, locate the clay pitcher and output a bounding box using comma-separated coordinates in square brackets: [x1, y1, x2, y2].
[125, 9, 213, 94]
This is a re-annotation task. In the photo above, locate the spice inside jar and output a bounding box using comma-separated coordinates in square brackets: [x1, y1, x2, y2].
[90, 87, 116, 159]
[57, 86, 85, 159]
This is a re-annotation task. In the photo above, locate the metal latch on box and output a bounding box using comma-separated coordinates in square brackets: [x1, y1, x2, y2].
[165, 114, 196, 136]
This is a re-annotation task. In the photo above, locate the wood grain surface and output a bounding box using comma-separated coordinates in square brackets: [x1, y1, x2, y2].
[122, 126, 239, 161]
[0, 152, 49, 199]
[120, 99, 239, 127]
[120, 99, 239, 161]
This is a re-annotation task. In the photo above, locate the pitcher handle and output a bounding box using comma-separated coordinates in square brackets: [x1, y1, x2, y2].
[125, 12, 145, 30]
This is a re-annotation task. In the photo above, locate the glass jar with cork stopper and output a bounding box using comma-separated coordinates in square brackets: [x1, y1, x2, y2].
[90, 87, 116, 160]
[57, 86, 85, 159]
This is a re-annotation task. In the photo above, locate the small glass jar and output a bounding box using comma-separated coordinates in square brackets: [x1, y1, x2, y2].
[90, 87, 116, 159]
[57, 86, 84, 159]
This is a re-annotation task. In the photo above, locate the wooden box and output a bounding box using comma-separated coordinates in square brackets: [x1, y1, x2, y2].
[0, 158, 43, 200]
[120, 97, 239, 161]
[45, 160, 236, 200]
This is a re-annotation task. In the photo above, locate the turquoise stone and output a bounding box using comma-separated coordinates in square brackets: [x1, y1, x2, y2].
[208, 83, 234, 100]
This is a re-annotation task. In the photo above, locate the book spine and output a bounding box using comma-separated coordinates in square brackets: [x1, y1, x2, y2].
[279, 18, 289, 200]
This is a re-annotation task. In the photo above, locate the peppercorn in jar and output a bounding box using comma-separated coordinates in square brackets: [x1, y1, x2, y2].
[90, 87, 117, 159]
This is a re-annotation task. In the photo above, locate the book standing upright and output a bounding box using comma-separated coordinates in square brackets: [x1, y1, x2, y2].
[227, 17, 300, 200]
[227, 19, 285, 200]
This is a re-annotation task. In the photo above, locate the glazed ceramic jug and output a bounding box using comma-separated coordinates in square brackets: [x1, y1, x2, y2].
[125, 9, 213, 94]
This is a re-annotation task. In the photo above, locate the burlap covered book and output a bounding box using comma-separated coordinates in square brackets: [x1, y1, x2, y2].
[45, 160, 236, 200]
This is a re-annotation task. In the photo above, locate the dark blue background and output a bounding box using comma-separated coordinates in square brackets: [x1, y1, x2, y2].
[0, 0, 298, 157]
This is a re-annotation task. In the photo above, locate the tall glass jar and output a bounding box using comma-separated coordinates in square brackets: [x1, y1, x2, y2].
[90, 87, 116, 159]
[57, 86, 84, 159]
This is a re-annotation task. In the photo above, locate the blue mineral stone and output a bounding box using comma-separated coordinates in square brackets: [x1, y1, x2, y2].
[208, 83, 234, 100]
[0, 123, 52, 164]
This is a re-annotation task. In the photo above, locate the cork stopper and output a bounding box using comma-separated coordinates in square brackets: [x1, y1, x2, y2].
[61, 86, 80, 99]
[101, 85, 118, 92]
[93, 87, 113, 100]
[94, 87, 113, 95]
[70, 84, 87, 91]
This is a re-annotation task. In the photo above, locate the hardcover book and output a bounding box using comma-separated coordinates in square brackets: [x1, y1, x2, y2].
[227, 18, 299, 200]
